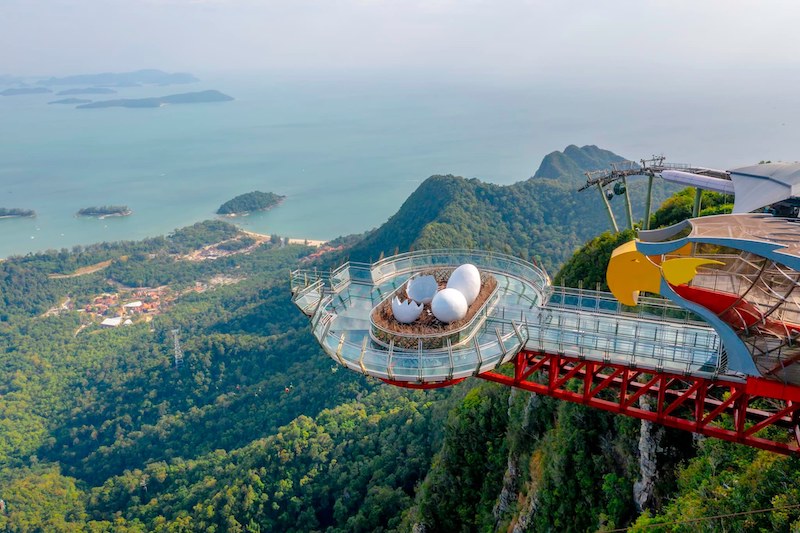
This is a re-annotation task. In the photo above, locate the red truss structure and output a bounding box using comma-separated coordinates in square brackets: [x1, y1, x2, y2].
[480, 350, 800, 456]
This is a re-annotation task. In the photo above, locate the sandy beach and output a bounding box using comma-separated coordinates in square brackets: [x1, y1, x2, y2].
[286, 237, 326, 247]
[240, 229, 326, 247]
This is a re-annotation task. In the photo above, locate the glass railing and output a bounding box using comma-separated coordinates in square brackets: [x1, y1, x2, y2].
[330, 262, 351, 291]
[546, 285, 706, 325]
[290, 268, 324, 294]
[369, 249, 549, 291]
[309, 312, 527, 383]
[293, 249, 730, 383]
[370, 279, 501, 350]
[523, 307, 722, 376]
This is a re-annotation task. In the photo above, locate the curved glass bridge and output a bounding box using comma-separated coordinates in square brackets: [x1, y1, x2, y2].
[290, 249, 723, 387]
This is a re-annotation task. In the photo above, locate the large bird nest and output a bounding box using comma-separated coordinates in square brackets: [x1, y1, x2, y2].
[371, 268, 497, 341]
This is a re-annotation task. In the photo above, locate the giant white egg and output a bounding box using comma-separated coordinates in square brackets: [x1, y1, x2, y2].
[392, 297, 423, 323]
[407, 275, 438, 304]
[431, 288, 468, 323]
[446, 264, 481, 305]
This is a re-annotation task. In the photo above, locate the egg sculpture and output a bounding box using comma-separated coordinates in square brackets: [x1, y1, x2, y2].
[431, 288, 468, 323]
[406, 275, 438, 304]
[446, 264, 481, 305]
[392, 297, 423, 324]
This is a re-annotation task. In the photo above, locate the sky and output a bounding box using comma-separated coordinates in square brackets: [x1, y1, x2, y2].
[2, 0, 799, 79]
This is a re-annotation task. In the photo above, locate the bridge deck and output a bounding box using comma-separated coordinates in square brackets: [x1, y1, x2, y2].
[291, 250, 727, 385]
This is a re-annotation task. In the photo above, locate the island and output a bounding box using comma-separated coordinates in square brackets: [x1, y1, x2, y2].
[76, 205, 132, 218]
[1, 87, 52, 96]
[56, 87, 117, 96]
[0, 207, 36, 218]
[40, 69, 198, 87]
[76, 90, 233, 109]
[217, 191, 285, 216]
[49, 98, 92, 105]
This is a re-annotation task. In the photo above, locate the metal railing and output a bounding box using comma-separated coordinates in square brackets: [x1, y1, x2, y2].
[545, 285, 707, 325]
[291, 249, 727, 382]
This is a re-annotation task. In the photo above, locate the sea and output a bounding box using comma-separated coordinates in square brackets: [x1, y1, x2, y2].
[1, 69, 799, 259]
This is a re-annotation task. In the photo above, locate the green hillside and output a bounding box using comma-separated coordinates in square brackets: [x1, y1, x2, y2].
[2, 146, 793, 532]
[533, 144, 628, 181]
[349, 145, 676, 273]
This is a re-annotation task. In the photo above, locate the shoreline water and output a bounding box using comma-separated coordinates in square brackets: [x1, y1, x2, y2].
[3, 72, 800, 260]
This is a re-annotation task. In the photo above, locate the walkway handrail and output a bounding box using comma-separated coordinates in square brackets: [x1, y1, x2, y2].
[368, 249, 550, 289]
[546, 285, 707, 325]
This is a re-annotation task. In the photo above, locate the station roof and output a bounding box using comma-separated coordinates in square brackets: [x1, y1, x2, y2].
[638, 213, 800, 270]
[730, 162, 800, 213]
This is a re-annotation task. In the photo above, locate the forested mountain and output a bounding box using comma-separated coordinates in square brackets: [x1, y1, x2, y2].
[533, 144, 627, 181]
[349, 145, 676, 273]
[2, 146, 793, 532]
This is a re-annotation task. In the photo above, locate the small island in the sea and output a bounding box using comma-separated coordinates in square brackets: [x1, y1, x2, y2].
[40, 69, 198, 87]
[56, 87, 117, 96]
[0, 207, 36, 218]
[77, 205, 132, 218]
[49, 98, 92, 105]
[1, 87, 52, 96]
[76, 90, 233, 109]
[217, 191, 285, 216]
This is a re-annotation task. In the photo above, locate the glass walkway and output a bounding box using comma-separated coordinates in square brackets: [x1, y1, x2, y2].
[291, 250, 726, 385]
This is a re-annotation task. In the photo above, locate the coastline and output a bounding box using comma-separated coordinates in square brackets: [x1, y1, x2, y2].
[239, 229, 326, 247]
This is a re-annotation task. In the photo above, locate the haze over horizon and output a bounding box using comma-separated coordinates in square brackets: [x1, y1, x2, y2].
[2, 0, 799, 82]
[0, 0, 800, 187]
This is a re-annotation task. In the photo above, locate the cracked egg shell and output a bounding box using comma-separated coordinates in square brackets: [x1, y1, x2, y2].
[391, 297, 423, 323]
[407, 275, 438, 304]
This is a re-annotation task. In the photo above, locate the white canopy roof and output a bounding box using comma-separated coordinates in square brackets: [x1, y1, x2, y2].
[660, 170, 735, 195]
[729, 163, 800, 213]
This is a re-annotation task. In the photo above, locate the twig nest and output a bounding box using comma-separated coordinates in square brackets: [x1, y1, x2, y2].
[446, 264, 481, 305]
[391, 297, 423, 323]
[431, 288, 468, 323]
[407, 275, 438, 304]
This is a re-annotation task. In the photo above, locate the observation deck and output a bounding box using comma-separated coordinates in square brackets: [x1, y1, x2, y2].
[291, 249, 723, 387]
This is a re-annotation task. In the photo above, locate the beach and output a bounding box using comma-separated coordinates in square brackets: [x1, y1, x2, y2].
[239, 229, 325, 247]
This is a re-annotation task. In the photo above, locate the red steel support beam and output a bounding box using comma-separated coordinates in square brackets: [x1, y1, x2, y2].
[479, 350, 800, 455]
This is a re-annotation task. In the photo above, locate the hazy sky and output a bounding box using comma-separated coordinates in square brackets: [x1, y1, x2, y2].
[2, 0, 799, 78]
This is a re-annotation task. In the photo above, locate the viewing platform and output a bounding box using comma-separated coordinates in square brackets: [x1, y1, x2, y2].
[291, 249, 724, 387]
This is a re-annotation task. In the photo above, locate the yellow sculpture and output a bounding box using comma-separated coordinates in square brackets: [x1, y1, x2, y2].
[607, 240, 722, 306]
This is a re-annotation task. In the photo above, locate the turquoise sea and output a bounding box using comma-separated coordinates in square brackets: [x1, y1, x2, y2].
[1, 70, 798, 258]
